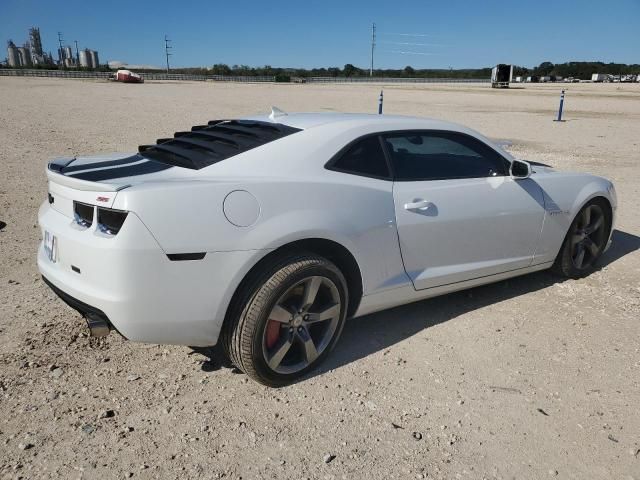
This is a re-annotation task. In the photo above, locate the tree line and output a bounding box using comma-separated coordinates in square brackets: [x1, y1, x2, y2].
[3, 60, 637, 79]
[513, 61, 639, 79]
[197, 61, 640, 79]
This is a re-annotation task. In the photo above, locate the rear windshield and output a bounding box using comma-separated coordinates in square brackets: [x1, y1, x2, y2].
[138, 120, 301, 170]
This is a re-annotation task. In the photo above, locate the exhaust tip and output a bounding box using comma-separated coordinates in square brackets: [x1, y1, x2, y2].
[85, 314, 111, 338]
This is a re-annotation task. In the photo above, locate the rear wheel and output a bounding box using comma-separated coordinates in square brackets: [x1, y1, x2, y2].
[553, 199, 610, 278]
[222, 253, 348, 387]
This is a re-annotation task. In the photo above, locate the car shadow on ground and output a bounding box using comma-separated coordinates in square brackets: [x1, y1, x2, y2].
[191, 229, 640, 381]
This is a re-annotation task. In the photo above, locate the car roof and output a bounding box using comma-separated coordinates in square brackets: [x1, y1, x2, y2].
[243, 111, 464, 131]
[241, 111, 515, 164]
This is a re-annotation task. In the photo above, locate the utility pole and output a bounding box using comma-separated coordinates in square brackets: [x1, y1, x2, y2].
[74, 40, 79, 66]
[370, 23, 376, 77]
[164, 35, 172, 73]
[57, 32, 64, 66]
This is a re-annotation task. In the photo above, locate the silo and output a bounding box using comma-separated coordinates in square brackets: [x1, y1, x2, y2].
[7, 41, 20, 67]
[79, 49, 90, 67]
[89, 50, 99, 68]
[18, 47, 32, 66]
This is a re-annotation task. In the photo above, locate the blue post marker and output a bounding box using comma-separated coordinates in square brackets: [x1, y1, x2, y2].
[378, 90, 383, 114]
[554, 89, 565, 122]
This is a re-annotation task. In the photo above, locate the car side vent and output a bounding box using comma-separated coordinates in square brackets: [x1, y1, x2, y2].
[166, 252, 207, 261]
[138, 120, 301, 170]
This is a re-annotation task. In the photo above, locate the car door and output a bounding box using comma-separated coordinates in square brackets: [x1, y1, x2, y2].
[386, 130, 545, 290]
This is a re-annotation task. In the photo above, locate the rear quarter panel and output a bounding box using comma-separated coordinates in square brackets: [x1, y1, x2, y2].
[113, 173, 407, 296]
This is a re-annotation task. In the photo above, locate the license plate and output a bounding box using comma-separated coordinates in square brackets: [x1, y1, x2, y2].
[44, 231, 57, 263]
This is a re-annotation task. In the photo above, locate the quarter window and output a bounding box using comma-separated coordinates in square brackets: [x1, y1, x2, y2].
[383, 131, 509, 181]
[330, 136, 390, 179]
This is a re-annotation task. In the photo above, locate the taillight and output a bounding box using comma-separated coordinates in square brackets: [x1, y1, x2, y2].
[97, 208, 128, 235]
[73, 202, 93, 228]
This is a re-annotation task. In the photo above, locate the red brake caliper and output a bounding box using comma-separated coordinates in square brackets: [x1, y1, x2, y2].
[265, 320, 281, 349]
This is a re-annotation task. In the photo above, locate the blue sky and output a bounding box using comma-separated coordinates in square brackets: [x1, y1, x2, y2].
[1, 0, 638, 69]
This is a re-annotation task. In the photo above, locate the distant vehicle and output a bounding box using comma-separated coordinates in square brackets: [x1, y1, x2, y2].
[37, 112, 617, 386]
[514, 76, 523, 83]
[526, 76, 539, 83]
[110, 69, 144, 84]
[539, 76, 551, 83]
[591, 73, 607, 82]
[491, 64, 513, 88]
[564, 77, 580, 83]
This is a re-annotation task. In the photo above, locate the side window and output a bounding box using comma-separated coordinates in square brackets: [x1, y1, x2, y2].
[329, 136, 390, 179]
[384, 131, 509, 181]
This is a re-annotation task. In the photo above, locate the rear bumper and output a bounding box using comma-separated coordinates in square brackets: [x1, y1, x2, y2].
[37, 201, 266, 346]
[42, 275, 115, 336]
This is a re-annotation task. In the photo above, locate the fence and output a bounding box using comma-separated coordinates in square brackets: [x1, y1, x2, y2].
[0, 69, 112, 79]
[0, 69, 275, 82]
[0, 69, 493, 84]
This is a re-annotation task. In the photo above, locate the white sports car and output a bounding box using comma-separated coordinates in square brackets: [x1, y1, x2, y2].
[38, 110, 616, 386]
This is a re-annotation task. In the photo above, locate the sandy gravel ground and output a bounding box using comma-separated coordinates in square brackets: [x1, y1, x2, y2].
[0, 78, 639, 480]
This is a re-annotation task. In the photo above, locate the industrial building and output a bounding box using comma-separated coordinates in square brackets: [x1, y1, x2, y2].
[6, 41, 19, 67]
[29, 28, 43, 57]
[18, 46, 32, 66]
[89, 50, 99, 68]
[4, 26, 99, 69]
[77, 48, 100, 68]
[78, 49, 89, 67]
[28, 27, 49, 65]
[58, 45, 76, 67]
[6, 40, 36, 67]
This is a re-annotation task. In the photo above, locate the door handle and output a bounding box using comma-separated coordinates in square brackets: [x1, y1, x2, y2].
[404, 199, 431, 211]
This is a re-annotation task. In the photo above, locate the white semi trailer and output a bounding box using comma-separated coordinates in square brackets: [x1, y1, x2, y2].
[491, 64, 513, 88]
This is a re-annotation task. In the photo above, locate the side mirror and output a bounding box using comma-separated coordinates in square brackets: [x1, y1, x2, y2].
[510, 159, 532, 179]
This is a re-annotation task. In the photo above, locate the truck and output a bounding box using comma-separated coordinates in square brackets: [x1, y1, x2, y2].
[491, 64, 513, 88]
[591, 73, 607, 82]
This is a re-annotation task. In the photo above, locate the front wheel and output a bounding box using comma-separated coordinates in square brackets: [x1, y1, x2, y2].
[223, 253, 348, 387]
[553, 199, 610, 278]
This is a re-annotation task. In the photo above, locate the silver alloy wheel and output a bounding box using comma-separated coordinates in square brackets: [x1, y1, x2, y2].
[570, 204, 606, 269]
[262, 275, 341, 375]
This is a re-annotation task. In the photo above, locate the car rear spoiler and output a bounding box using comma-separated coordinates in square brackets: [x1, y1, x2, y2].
[46, 159, 130, 192]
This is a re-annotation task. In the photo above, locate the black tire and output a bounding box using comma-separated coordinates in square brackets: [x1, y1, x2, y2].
[221, 252, 348, 387]
[552, 198, 611, 279]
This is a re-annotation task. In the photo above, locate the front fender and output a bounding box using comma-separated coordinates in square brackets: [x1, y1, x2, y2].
[533, 172, 615, 264]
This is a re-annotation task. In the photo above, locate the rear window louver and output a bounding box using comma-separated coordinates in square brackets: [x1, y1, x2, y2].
[138, 120, 301, 170]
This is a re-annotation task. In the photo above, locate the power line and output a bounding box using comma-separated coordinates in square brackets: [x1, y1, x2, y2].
[381, 32, 437, 37]
[387, 50, 440, 56]
[379, 41, 446, 47]
[164, 35, 172, 73]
